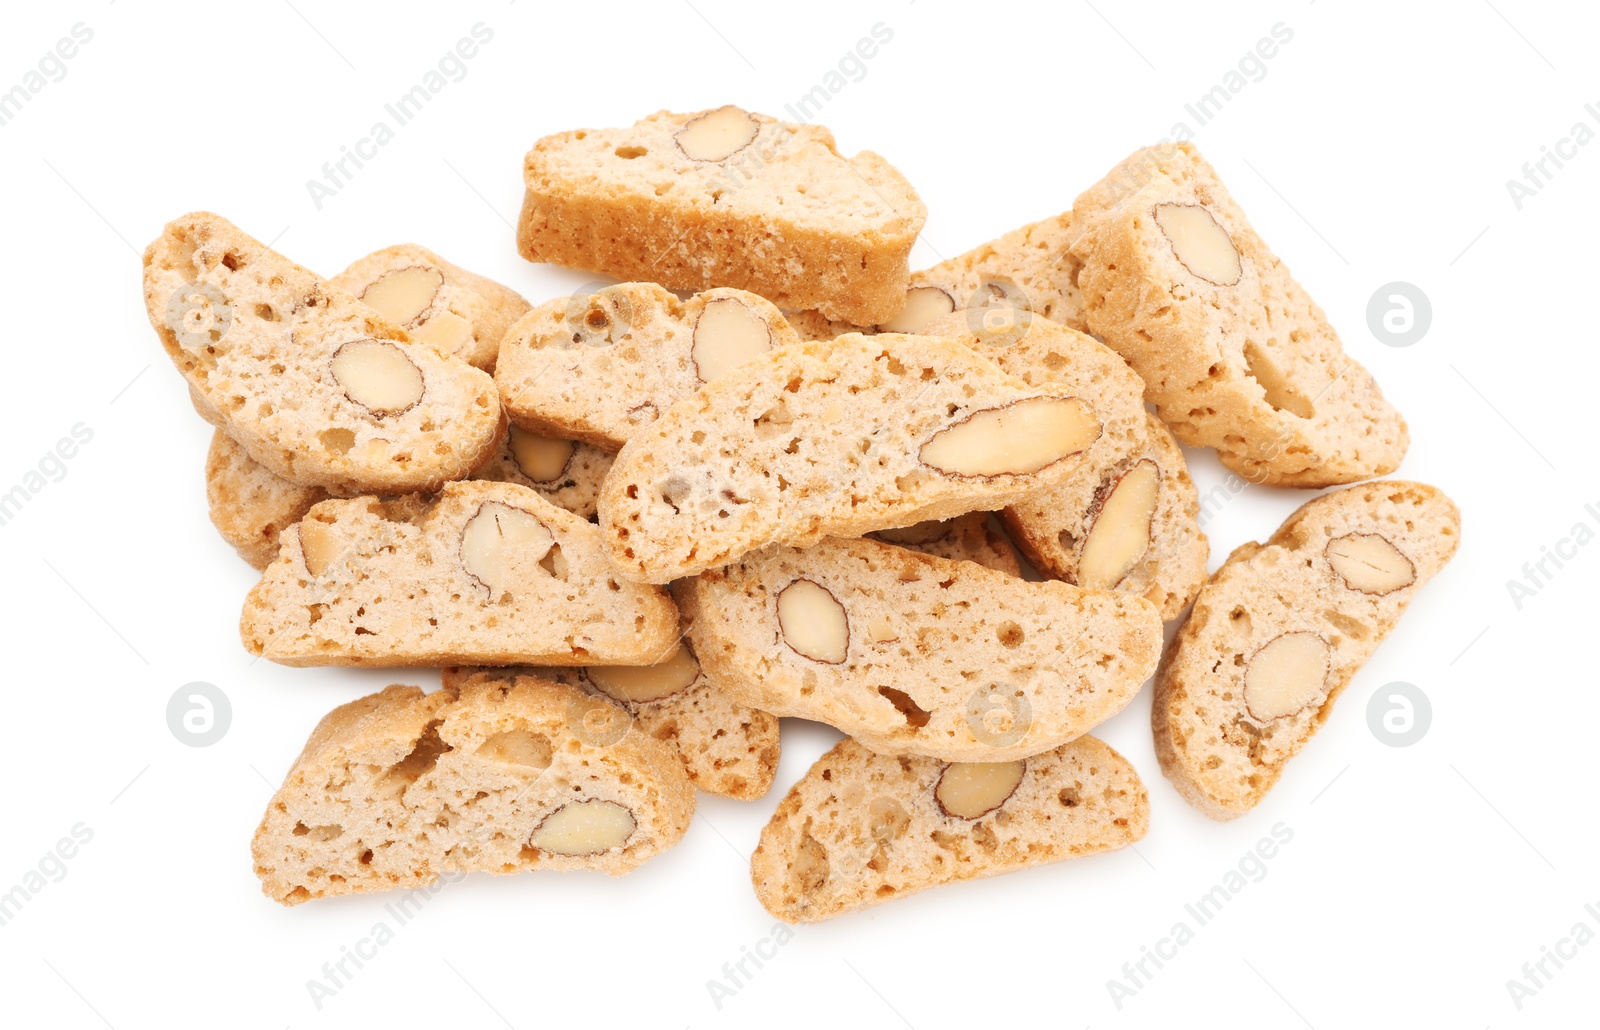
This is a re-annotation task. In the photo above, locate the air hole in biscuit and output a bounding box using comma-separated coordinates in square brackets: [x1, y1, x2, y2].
[794, 831, 829, 893]
[319, 428, 356, 454]
[476, 728, 552, 769]
[1243, 341, 1314, 419]
[878, 686, 930, 728]
[377, 721, 451, 798]
[615, 146, 647, 159]
[996, 621, 1024, 648]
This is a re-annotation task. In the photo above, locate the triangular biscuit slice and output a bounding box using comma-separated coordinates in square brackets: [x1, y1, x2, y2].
[1069, 144, 1407, 486]
[751, 736, 1148, 922]
[144, 212, 502, 494]
[242, 481, 678, 666]
[252, 675, 694, 904]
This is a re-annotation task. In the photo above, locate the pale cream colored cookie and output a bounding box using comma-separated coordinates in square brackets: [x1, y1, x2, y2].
[1153, 480, 1459, 819]
[1070, 143, 1407, 487]
[685, 536, 1161, 762]
[206, 426, 613, 570]
[598, 332, 1108, 583]
[241, 481, 679, 667]
[751, 736, 1147, 922]
[252, 675, 694, 904]
[144, 213, 502, 495]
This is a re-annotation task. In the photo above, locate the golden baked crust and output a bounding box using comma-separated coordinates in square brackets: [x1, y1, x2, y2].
[516, 107, 925, 325]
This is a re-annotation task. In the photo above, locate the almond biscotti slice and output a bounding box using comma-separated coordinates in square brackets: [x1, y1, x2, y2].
[242, 481, 678, 667]
[330, 244, 531, 371]
[752, 736, 1148, 922]
[1069, 143, 1407, 487]
[789, 211, 1086, 341]
[923, 311, 1208, 619]
[496, 282, 801, 449]
[252, 675, 694, 904]
[444, 639, 780, 802]
[207, 425, 612, 570]
[599, 333, 1107, 583]
[516, 106, 925, 325]
[1153, 481, 1460, 820]
[685, 536, 1161, 762]
[146, 213, 502, 495]
[869, 512, 1021, 576]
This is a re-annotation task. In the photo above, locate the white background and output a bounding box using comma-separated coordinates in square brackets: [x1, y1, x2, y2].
[1, 1, 1595, 1027]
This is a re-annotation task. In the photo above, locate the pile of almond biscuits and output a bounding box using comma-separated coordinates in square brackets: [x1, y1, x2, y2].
[144, 106, 1459, 920]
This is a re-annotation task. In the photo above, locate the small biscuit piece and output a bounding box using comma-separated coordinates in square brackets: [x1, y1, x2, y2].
[789, 211, 1086, 341]
[471, 425, 615, 521]
[599, 333, 1106, 583]
[241, 481, 679, 667]
[516, 106, 925, 325]
[751, 736, 1148, 922]
[496, 282, 801, 449]
[924, 311, 1209, 619]
[1153, 480, 1460, 820]
[330, 244, 531, 371]
[444, 636, 780, 802]
[869, 513, 1021, 577]
[144, 213, 502, 495]
[1070, 143, 1407, 486]
[685, 536, 1161, 762]
[207, 426, 613, 570]
[205, 430, 328, 570]
[252, 675, 695, 904]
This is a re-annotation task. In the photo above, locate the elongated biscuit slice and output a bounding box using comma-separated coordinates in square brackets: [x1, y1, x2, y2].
[1153, 480, 1460, 819]
[1070, 143, 1407, 487]
[496, 282, 801, 449]
[789, 211, 1086, 341]
[924, 311, 1209, 619]
[252, 675, 695, 904]
[752, 736, 1148, 922]
[599, 333, 1106, 583]
[241, 481, 678, 667]
[144, 212, 502, 494]
[330, 243, 531, 371]
[517, 106, 924, 325]
[686, 536, 1161, 762]
[207, 426, 613, 570]
[444, 636, 779, 802]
